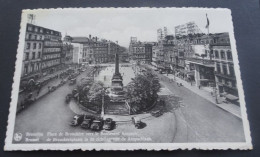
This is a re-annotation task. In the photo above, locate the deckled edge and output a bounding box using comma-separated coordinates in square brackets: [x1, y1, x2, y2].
[4, 7, 253, 151]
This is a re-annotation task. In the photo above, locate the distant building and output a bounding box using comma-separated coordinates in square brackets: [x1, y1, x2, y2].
[157, 27, 168, 42]
[175, 21, 202, 37]
[129, 38, 153, 64]
[71, 43, 84, 64]
[62, 35, 74, 66]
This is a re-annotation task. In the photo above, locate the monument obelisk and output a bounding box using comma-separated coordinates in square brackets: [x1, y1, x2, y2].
[111, 43, 123, 90]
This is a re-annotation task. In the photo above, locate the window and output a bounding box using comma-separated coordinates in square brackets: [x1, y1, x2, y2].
[34, 35, 37, 40]
[38, 52, 41, 58]
[39, 36, 42, 40]
[33, 43, 36, 49]
[28, 34, 32, 40]
[216, 63, 221, 73]
[32, 52, 35, 59]
[35, 27, 38, 32]
[227, 50, 232, 60]
[221, 50, 226, 59]
[28, 26, 32, 31]
[229, 65, 235, 76]
[31, 63, 35, 72]
[215, 50, 219, 59]
[24, 65, 29, 74]
[38, 43, 42, 49]
[218, 77, 222, 83]
[25, 53, 29, 60]
[231, 81, 236, 88]
[26, 43, 30, 49]
[222, 64, 228, 75]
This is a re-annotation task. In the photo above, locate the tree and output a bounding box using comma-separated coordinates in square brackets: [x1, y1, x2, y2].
[126, 69, 161, 112]
[77, 79, 93, 103]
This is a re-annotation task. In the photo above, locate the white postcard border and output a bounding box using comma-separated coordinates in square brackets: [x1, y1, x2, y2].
[4, 7, 252, 151]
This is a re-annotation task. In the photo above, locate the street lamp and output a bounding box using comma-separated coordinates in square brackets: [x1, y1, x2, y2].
[101, 87, 106, 118]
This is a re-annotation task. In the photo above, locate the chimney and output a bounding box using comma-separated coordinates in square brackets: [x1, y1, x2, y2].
[89, 34, 91, 39]
[96, 37, 98, 42]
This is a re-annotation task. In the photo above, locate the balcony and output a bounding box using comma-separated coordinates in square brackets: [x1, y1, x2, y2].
[186, 57, 214, 67]
[214, 71, 236, 80]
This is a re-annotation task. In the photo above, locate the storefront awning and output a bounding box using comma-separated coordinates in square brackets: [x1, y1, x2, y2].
[225, 94, 239, 101]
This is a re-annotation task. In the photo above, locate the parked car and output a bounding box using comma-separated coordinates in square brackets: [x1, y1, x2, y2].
[90, 119, 103, 131]
[80, 115, 94, 129]
[103, 118, 114, 130]
[69, 78, 77, 85]
[132, 117, 142, 129]
[151, 110, 163, 117]
[70, 115, 84, 126]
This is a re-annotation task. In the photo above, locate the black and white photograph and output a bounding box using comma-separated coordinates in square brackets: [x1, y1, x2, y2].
[4, 8, 252, 150]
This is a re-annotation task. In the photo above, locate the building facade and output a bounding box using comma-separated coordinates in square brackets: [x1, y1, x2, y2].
[71, 43, 84, 64]
[62, 35, 74, 66]
[22, 23, 62, 81]
[211, 33, 238, 104]
[175, 21, 202, 37]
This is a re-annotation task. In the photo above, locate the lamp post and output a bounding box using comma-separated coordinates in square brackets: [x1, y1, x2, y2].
[101, 87, 105, 118]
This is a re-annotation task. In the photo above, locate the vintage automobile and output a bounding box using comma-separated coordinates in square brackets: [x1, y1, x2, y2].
[70, 115, 84, 126]
[69, 78, 77, 85]
[80, 115, 94, 129]
[103, 118, 114, 130]
[151, 110, 163, 117]
[90, 119, 103, 131]
[131, 117, 142, 129]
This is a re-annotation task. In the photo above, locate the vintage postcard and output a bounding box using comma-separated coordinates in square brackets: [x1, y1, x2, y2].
[5, 8, 252, 150]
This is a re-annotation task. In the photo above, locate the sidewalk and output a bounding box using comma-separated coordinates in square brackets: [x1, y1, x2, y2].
[144, 64, 242, 119]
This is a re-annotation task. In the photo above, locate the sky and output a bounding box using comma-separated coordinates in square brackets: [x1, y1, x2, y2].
[23, 8, 233, 47]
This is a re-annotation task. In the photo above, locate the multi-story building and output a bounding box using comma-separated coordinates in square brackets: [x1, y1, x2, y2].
[108, 41, 118, 63]
[157, 27, 168, 42]
[130, 41, 153, 64]
[175, 21, 202, 37]
[93, 40, 108, 63]
[71, 43, 84, 64]
[41, 28, 62, 76]
[21, 23, 62, 81]
[22, 24, 44, 81]
[62, 35, 74, 66]
[211, 33, 239, 105]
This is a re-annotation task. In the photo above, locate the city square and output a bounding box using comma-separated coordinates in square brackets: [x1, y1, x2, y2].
[5, 8, 251, 150]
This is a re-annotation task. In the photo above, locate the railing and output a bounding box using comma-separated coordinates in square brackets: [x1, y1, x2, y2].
[186, 57, 214, 65]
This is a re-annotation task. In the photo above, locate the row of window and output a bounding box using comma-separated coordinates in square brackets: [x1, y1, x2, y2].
[27, 25, 61, 36]
[133, 47, 145, 53]
[42, 54, 60, 60]
[26, 42, 42, 50]
[26, 33, 44, 40]
[43, 48, 61, 53]
[213, 49, 232, 60]
[24, 52, 41, 60]
[44, 35, 61, 41]
[216, 63, 235, 77]
[23, 62, 41, 75]
[42, 59, 60, 69]
[44, 41, 62, 47]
